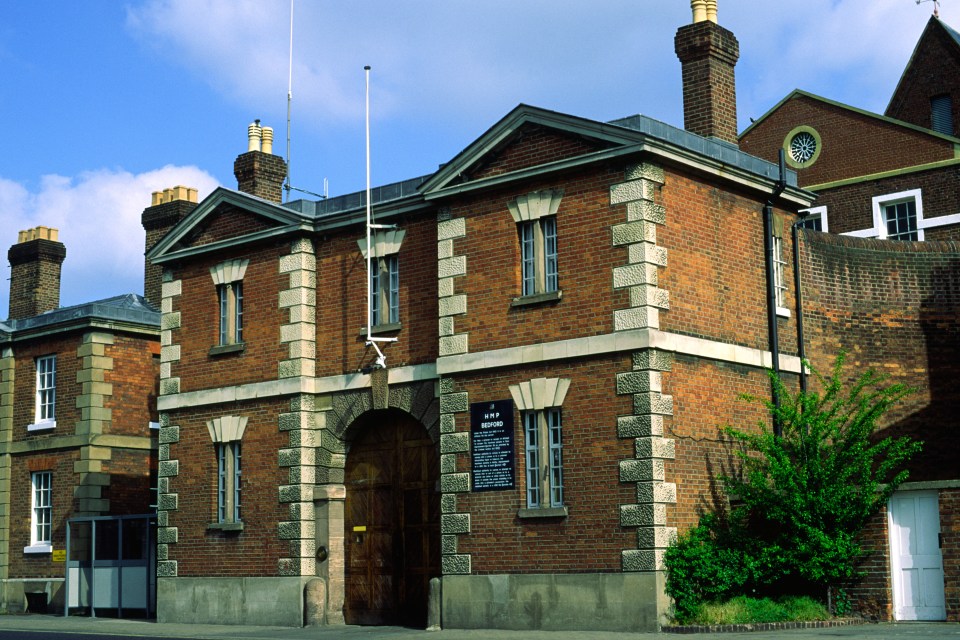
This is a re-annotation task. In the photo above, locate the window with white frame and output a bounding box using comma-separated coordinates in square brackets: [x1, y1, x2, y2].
[217, 441, 241, 523]
[773, 235, 789, 315]
[870, 190, 923, 241]
[206, 416, 247, 528]
[508, 189, 563, 300]
[357, 229, 405, 330]
[218, 281, 243, 345]
[30, 355, 56, 430]
[883, 199, 919, 241]
[509, 377, 571, 516]
[370, 254, 399, 326]
[520, 217, 558, 297]
[209, 259, 249, 350]
[29, 471, 52, 550]
[798, 206, 828, 232]
[842, 189, 940, 240]
[523, 407, 564, 508]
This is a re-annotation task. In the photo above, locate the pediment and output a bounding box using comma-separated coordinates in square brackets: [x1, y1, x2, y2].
[420, 104, 644, 196]
[886, 17, 960, 130]
[148, 187, 310, 263]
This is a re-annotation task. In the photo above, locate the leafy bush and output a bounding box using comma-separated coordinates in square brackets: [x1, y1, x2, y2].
[665, 354, 922, 622]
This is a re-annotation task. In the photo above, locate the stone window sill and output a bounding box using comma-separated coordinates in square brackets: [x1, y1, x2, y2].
[358, 323, 402, 337]
[511, 290, 563, 308]
[517, 506, 568, 519]
[23, 544, 52, 554]
[209, 342, 245, 356]
[776, 306, 791, 319]
[27, 421, 56, 432]
[207, 521, 244, 533]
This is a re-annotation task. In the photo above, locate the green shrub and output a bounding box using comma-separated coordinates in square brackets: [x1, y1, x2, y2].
[664, 353, 921, 622]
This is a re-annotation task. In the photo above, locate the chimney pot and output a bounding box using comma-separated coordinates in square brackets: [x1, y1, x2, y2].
[247, 121, 263, 152]
[261, 127, 274, 155]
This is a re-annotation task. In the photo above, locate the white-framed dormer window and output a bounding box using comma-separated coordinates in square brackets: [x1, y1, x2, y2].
[209, 259, 249, 352]
[358, 229, 405, 330]
[29, 355, 56, 431]
[207, 416, 247, 529]
[509, 377, 571, 517]
[798, 206, 828, 232]
[25, 470, 52, 553]
[508, 189, 563, 302]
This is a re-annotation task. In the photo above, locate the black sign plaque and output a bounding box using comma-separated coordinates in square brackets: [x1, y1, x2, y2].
[470, 399, 515, 492]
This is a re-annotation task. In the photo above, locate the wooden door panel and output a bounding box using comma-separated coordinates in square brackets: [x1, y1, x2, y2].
[344, 413, 439, 627]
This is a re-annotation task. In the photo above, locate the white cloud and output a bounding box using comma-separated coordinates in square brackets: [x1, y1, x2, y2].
[0, 166, 218, 320]
[122, 0, 939, 142]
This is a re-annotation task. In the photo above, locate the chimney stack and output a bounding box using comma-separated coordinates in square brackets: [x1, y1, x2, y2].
[7, 226, 66, 321]
[675, 0, 740, 144]
[234, 120, 287, 204]
[142, 186, 198, 307]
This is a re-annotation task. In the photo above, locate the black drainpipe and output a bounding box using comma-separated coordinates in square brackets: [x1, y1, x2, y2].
[791, 214, 809, 395]
[764, 150, 788, 437]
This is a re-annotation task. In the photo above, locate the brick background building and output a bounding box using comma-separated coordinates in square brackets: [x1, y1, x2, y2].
[0, 229, 160, 614]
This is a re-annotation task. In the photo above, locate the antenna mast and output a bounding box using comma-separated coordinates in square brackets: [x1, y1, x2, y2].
[284, 0, 294, 202]
[364, 65, 397, 370]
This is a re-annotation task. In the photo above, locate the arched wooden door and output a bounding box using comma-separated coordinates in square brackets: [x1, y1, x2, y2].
[344, 411, 440, 627]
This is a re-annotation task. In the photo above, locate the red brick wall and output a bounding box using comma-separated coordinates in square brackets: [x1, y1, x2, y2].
[942, 488, 960, 622]
[448, 167, 630, 352]
[453, 355, 636, 574]
[171, 244, 288, 392]
[801, 231, 960, 621]
[102, 447, 154, 515]
[663, 355, 776, 533]
[313, 215, 438, 376]
[658, 171, 798, 355]
[469, 124, 610, 182]
[185, 205, 276, 248]
[739, 94, 954, 187]
[12, 335, 80, 439]
[106, 334, 160, 436]
[801, 232, 960, 482]
[166, 398, 288, 576]
[8, 451, 78, 579]
[814, 165, 960, 236]
[847, 507, 893, 620]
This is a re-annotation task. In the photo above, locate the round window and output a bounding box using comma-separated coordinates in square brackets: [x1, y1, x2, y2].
[782, 126, 822, 168]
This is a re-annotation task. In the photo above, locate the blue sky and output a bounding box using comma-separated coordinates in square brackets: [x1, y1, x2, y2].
[0, 0, 944, 318]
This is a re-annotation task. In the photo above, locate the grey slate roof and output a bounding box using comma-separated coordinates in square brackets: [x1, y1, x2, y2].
[2, 293, 160, 335]
[281, 108, 798, 219]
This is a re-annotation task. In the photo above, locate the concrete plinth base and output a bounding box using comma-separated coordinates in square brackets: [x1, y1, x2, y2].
[441, 572, 668, 632]
[157, 577, 312, 627]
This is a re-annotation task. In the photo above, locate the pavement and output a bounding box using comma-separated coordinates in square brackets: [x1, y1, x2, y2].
[0, 616, 956, 640]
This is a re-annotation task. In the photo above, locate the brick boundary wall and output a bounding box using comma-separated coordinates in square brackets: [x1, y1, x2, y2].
[800, 230, 960, 621]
